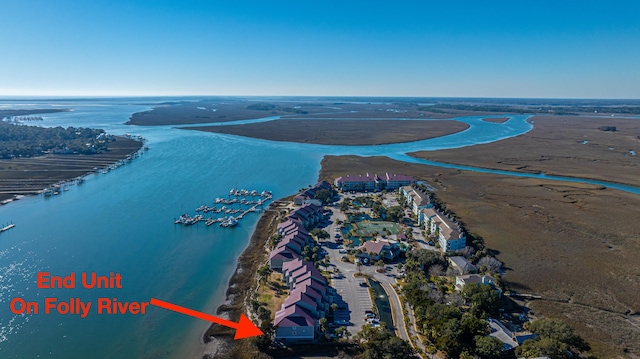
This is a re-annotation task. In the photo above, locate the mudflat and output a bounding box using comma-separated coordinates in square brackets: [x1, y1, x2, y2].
[184, 119, 469, 146]
[480, 117, 509, 123]
[411, 115, 640, 187]
[319, 155, 640, 358]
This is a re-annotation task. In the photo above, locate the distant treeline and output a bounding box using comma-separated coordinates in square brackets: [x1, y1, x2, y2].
[246, 103, 308, 114]
[0, 108, 69, 118]
[0, 122, 112, 158]
[417, 103, 640, 115]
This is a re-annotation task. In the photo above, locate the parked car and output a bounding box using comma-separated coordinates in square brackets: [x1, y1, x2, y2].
[339, 249, 347, 254]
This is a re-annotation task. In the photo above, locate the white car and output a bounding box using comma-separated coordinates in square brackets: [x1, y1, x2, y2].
[339, 249, 347, 254]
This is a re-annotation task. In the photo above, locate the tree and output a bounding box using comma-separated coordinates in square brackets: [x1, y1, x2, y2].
[314, 189, 332, 204]
[474, 335, 504, 359]
[268, 233, 282, 249]
[357, 324, 417, 359]
[409, 249, 447, 272]
[428, 264, 444, 277]
[477, 256, 502, 273]
[251, 322, 274, 350]
[310, 228, 330, 240]
[459, 246, 476, 258]
[257, 306, 271, 322]
[319, 317, 328, 333]
[372, 202, 384, 218]
[322, 257, 330, 269]
[386, 206, 404, 222]
[257, 263, 272, 284]
[376, 259, 385, 271]
[516, 318, 591, 359]
[357, 261, 363, 274]
[461, 283, 500, 317]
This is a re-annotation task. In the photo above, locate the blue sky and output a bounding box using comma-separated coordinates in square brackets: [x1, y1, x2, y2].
[1, 1, 639, 98]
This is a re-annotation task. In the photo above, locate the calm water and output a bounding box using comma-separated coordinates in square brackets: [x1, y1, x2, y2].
[0, 98, 633, 358]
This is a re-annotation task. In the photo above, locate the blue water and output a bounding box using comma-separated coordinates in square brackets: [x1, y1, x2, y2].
[0, 98, 638, 358]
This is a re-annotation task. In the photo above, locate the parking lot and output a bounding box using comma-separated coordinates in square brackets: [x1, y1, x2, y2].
[330, 270, 373, 334]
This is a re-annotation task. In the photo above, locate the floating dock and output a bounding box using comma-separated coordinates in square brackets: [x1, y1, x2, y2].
[1, 223, 15, 233]
[175, 188, 272, 228]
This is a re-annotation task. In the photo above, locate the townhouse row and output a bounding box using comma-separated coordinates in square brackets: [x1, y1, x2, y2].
[400, 185, 467, 254]
[268, 186, 334, 342]
[334, 172, 414, 192]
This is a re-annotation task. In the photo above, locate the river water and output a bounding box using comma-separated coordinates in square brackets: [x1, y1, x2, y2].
[0, 98, 633, 358]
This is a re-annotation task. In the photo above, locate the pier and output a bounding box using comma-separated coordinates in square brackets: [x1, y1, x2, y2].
[1, 223, 15, 233]
[174, 188, 272, 228]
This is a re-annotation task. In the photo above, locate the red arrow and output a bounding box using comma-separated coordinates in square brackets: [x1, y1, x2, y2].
[150, 298, 264, 340]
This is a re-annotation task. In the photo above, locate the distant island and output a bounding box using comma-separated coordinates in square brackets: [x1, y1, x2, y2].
[126, 98, 640, 127]
[0, 112, 144, 203]
[183, 119, 470, 146]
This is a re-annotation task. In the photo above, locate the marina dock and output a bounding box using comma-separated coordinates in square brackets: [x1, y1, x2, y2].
[174, 188, 272, 228]
[1, 223, 15, 233]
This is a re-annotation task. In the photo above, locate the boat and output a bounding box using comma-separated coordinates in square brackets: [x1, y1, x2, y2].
[205, 218, 216, 226]
[175, 214, 190, 224]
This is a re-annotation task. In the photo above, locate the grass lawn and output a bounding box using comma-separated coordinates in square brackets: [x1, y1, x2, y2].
[257, 272, 289, 319]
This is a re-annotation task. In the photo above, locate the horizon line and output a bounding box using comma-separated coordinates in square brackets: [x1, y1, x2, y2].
[1, 94, 639, 101]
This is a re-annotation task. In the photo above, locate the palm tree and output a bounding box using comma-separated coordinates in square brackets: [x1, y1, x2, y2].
[319, 317, 328, 333]
[257, 263, 272, 284]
